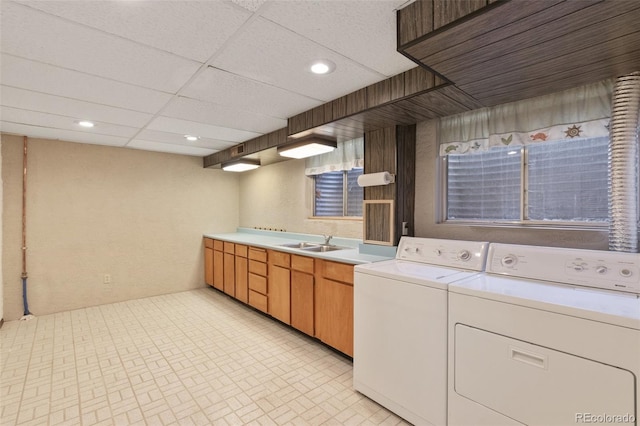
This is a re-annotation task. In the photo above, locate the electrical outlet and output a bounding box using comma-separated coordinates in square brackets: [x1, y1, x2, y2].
[103, 274, 111, 284]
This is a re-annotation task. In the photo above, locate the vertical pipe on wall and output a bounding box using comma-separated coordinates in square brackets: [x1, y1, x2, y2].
[608, 71, 640, 252]
[21, 136, 32, 318]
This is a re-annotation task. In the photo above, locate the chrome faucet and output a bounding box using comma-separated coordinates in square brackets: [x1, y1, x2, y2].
[323, 234, 333, 245]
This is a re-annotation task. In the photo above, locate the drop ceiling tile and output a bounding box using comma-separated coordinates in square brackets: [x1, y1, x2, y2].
[262, 0, 416, 77]
[1, 2, 201, 92]
[181, 67, 321, 119]
[0, 86, 153, 128]
[127, 140, 216, 157]
[1, 55, 172, 113]
[162, 96, 287, 134]
[17, 0, 251, 63]
[135, 129, 238, 151]
[1, 106, 138, 138]
[211, 17, 384, 101]
[231, 0, 267, 13]
[146, 116, 262, 143]
[0, 122, 129, 147]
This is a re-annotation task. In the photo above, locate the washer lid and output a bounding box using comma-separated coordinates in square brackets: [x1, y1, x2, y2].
[355, 259, 481, 289]
[450, 274, 640, 329]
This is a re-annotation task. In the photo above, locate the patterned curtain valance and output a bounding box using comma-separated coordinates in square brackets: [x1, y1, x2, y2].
[305, 137, 364, 176]
[439, 79, 614, 156]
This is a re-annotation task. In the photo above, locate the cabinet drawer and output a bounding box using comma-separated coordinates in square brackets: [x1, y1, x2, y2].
[319, 260, 354, 285]
[213, 240, 224, 251]
[248, 290, 268, 313]
[270, 250, 290, 268]
[249, 247, 268, 262]
[249, 260, 267, 276]
[249, 273, 267, 294]
[224, 242, 235, 254]
[291, 255, 314, 274]
[235, 244, 248, 258]
[204, 238, 214, 249]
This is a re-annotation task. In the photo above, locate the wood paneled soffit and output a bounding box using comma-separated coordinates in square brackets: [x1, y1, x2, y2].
[204, 65, 483, 168]
[397, 0, 640, 106]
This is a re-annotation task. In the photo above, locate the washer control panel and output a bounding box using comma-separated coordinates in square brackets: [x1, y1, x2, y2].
[396, 237, 489, 271]
[488, 243, 640, 294]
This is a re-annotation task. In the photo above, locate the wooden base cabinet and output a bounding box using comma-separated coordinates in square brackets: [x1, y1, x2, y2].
[315, 260, 354, 357]
[291, 255, 315, 336]
[269, 250, 291, 324]
[212, 240, 224, 291]
[223, 242, 235, 297]
[248, 247, 268, 313]
[204, 238, 214, 286]
[235, 245, 249, 304]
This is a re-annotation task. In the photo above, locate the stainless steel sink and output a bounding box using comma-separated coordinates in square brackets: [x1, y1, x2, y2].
[300, 245, 345, 252]
[279, 242, 320, 249]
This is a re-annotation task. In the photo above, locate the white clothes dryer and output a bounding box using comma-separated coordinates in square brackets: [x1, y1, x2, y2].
[448, 243, 640, 426]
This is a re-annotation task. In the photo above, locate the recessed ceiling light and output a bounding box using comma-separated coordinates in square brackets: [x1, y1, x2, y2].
[77, 120, 95, 128]
[184, 135, 199, 142]
[310, 59, 335, 75]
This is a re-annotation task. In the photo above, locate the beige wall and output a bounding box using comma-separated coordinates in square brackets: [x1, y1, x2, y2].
[2, 135, 240, 320]
[238, 158, 363, 239]
[0, 138, 3, 322]
[414, 119, 610, 249]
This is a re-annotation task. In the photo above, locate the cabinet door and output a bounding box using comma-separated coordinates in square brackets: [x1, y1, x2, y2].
[213, 249, 224, 291]
[291, 270, 314, 336]
[235, 255, 248, 303]
[223, 252, 235, 296]
[316, 277, 354, 356]
[269, 265, 290, 324]
[205, 247, 214, 286]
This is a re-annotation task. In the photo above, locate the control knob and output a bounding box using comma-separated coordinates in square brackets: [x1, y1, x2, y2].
[458, 250, 471, 261]
[595, 266, 608, 275]
[501, 254, 517, 267]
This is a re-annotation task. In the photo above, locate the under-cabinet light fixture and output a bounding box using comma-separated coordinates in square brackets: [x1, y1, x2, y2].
[221, 158, 260, 172]
[277, 135, 337, 159]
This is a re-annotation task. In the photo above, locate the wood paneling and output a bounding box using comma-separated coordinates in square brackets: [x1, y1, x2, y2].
[396, 125, 416, 244]
[433, 0, 487, 30]
[397, 0, 433, 47]
[364, 127, 396, 202]
[332, 96, 348, 121]
[398, 0, 640, 108]
[346, 88, 368, 116]
[403, 66, 437, 97]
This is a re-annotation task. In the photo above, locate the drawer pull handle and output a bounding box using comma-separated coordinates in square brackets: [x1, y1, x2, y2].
[510, 347, 547, 369]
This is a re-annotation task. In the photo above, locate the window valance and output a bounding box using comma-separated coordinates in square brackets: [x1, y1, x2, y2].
[304, 137, 364, 176]
[439, 79, 614, 156]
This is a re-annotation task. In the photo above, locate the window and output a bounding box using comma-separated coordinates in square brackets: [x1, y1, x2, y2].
[314, 168, 364, 217]
[440, 79, 617, 226]
[445, 137, 610, 223]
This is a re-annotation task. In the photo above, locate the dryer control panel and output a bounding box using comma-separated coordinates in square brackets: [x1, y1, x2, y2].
[396, 237, 488, 271]
[488, 244, 640, 294]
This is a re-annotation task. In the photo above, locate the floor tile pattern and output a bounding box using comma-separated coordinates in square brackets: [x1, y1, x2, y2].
[1, 289, 409, 425]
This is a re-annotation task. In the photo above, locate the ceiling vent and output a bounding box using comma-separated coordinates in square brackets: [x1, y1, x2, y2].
[230, 143, 245, 157]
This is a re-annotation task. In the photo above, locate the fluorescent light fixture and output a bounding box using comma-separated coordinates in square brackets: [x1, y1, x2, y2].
[184, 135, 199, 142]
[309, 59, 336, 75]
[278, 135, 337, 159]
[222, 158, 260, 172]
[77, 120, 95, 128]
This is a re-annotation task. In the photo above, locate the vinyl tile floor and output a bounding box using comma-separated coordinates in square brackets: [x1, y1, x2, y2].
[0, 288, 409, 426]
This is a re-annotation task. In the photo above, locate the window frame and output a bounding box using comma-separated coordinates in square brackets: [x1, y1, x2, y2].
[439, 142, 619, 229]
[311, 168, 364, 219]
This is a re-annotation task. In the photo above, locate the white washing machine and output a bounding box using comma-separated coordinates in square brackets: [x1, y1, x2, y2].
[354, 237, 489, 426]
[448, 243, 640, 426]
